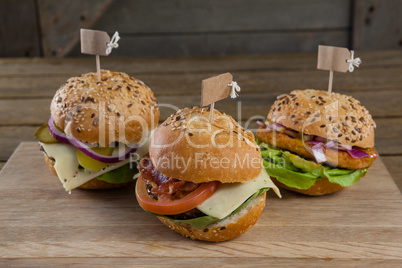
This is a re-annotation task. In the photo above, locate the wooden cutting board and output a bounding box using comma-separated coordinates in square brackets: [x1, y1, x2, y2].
[1, 142, 402, 267]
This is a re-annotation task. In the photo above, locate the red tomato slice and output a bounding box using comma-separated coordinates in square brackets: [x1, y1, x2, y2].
[136, 178, 219, 215]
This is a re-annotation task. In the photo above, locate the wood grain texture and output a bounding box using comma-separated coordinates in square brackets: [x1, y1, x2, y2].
[0, 0, 40, 57]
[1, 89, 401, 126]
[382, 156, 402, 194]
[0, 51, 400, 76]
[95, 0, 351, 33]
[83, 30, 348, 57]
[353, 0, 402, 50]
[64, 0, 351, 56]
[2, 258, 402, 267]
[0, 90, 401, 127]
[37, 0, 115, 57]
[1, 67, 401, 98]
[0, 143, 401, 263]
[69, 30, 349, 57]
[0, 127, 37, 161]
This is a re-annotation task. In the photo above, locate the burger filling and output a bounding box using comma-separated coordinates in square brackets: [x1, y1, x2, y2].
[136, 154, 281, 228]
[35, 122, 151, 192]
[256, 122, 377, 190]
[256, 122, 377, 170]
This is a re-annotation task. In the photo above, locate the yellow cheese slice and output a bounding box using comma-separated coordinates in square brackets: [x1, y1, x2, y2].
[42, 130, 153, 192]
[197, 168, 281, 219]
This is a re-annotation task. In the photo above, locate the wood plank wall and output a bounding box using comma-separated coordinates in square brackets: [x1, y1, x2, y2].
[0, 0, 41, 57]
[0, 0, 401, 57]
[71, 0, 351, 57]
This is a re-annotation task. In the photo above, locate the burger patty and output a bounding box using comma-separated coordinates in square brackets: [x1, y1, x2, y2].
[168, 208, 207, 220]
[256, 129, 377, 170]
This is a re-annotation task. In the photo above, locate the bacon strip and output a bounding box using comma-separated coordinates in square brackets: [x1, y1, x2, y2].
[138, 154, 198, 198]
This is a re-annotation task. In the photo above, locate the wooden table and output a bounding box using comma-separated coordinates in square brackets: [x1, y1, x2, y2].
[1, 51, 402, 266]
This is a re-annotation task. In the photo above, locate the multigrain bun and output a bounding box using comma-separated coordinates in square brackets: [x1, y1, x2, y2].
[271, 177, 344, 196]
[157, 192, 266, 242]
[268, 89, 375, 148]
[45, 70, 157, 190]
[43, 154, 131, 189]
[51, 70, 159, 147]
[149, 107, 262, 184]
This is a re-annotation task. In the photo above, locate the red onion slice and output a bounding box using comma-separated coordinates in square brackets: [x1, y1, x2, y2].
[284, 129, 298, 138]
[48, 117, 71, 144]
[256, 121, 266, 128]
[69, 137, 137, 163]
[347, 148, 370, 159]
[271, 124, 285, 132]
[311, 143, 327, 163]
[325, 141, 367, 158]
[324, 140, 336, 149]
[338, 143, 353, 151]
[257, 121, 286, 132]
[48, 117, 137, 163]
[257, 120, 370, 160]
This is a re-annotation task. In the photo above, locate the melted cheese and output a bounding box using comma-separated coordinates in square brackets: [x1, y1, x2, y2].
[196, 168, 281, 219]
[42, 131, 153, 193]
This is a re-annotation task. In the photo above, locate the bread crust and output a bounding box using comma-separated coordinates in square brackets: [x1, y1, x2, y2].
[271, 177, 344, 196]
[157, 192, 266, 242]
[50, 70, 159, 147]
[268, 89, 375, 148]
[256, 128, 377, 170]
[43, 154, 131, 190]
[149, 107, 262, 184]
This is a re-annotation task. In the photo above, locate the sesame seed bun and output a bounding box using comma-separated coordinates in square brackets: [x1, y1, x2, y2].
[51, 70, 159, 147]
[157, 192, 266, 242]
[149, 107, 262, 184]
[268, 89, 375, 148]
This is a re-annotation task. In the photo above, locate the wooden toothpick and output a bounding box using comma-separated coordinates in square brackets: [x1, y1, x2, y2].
[209, 102, 215, 123]
[96, 55, 101, 81]
[328, 70, 333, 95]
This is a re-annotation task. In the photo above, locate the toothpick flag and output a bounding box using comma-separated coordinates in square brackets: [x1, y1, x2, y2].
[317, 45, 361, 95]
[80, 29, 121, 80]
[201, 72, 241, 123]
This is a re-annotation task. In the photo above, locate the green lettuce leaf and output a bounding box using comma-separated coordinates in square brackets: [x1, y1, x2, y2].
[256, 138, 367, 190]
[324, 169, 367, 187]
[166, 215, 220, 229]
[263, 159, 317, 189]
[147, 188, 270, 229]
[96, 163, 138, 184]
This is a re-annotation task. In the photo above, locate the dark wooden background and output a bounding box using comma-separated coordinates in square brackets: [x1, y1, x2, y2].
[1, 0, 401, 57]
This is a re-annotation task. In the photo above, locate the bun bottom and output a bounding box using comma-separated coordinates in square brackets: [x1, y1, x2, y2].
[271, 177, 344, 196]
[157, 192, 266, 242]
[44, 154, 131, 190]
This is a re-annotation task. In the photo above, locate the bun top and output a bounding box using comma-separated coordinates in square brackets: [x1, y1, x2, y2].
[149, 107, 262, 184]
[268, 89, 375, 148]
[51, 70, 159, 147]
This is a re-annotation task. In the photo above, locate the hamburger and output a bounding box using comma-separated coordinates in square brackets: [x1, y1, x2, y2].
[34, 70, 159, 192]
[256, 89, 377, 196]
[135, 107, 281, 242]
